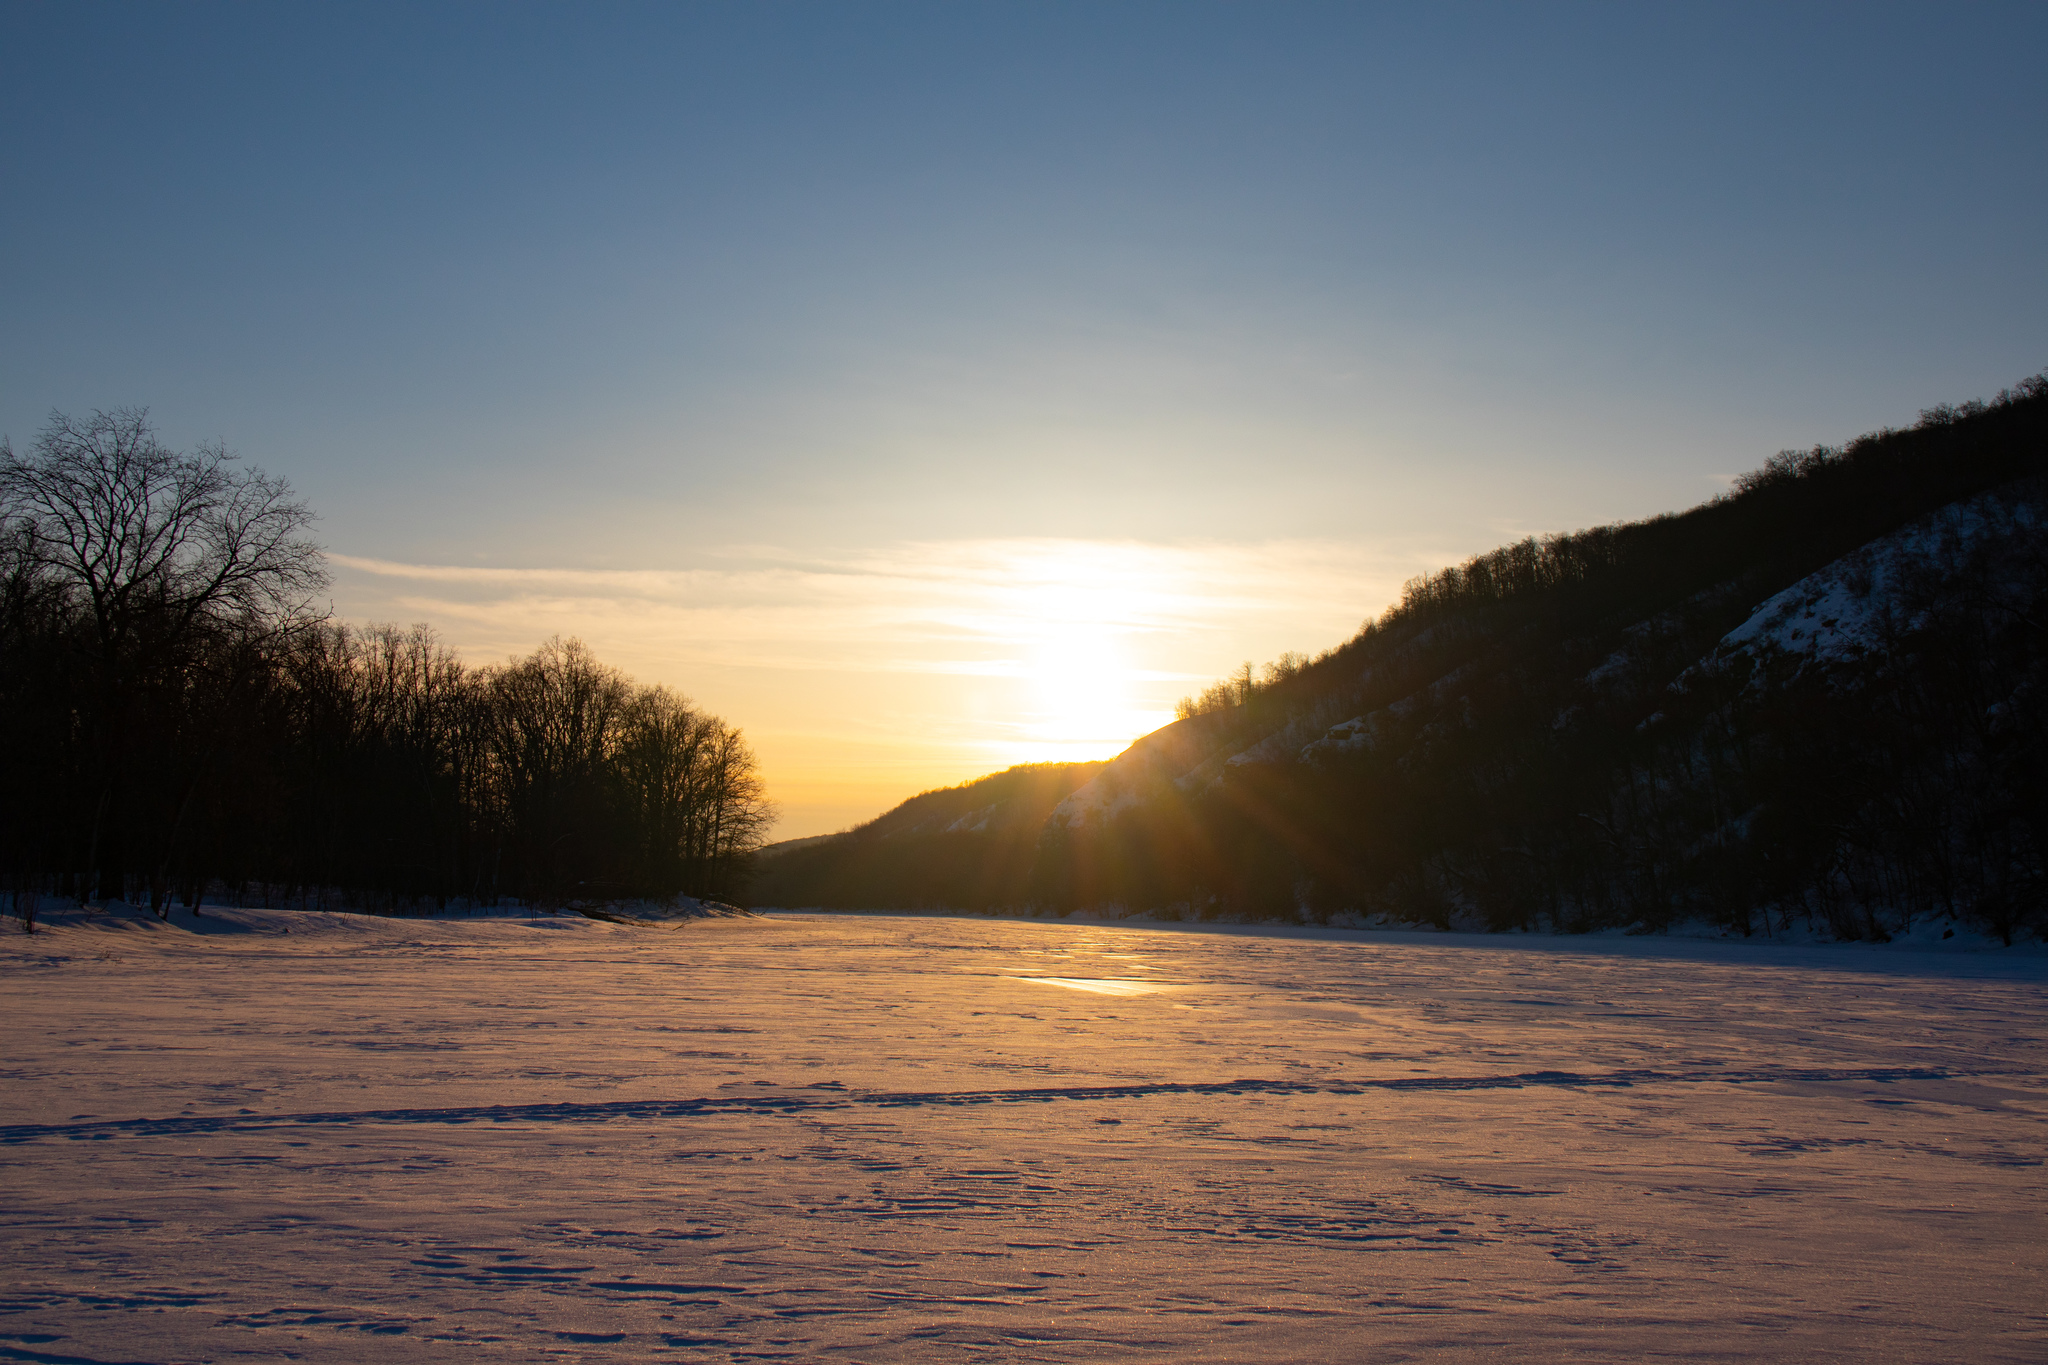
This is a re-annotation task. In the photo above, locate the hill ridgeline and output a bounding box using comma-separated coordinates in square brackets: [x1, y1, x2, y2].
[749, 375, 2048, 945]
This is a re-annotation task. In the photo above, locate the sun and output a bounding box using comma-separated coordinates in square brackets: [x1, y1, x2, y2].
[1001, 609, 1174, 764]
[1026, 631, 1133, 743]
[933, 541, 1192, 767]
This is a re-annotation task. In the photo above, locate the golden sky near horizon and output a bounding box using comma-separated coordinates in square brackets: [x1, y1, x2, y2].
[329, 537, 1449, 838]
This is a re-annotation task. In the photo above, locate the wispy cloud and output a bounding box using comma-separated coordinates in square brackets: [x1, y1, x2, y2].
[330, 539, 1406, 670]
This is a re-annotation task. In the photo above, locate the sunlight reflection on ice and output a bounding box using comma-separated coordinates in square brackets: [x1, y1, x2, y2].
[1014, 976, 1170, 996]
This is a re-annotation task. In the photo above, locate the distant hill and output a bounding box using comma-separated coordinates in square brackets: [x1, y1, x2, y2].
[747, 761, 1105, 909]
[745, 374, 2048, 944]
[755, 833, 842, 860]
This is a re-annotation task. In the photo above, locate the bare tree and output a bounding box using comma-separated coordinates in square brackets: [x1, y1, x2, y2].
[700, 721, 775, 880]
[0, 408, 327, 667]
[0, 408, 327, 904]
[614, 684, 711, 888]
[483, 637, 633, 899]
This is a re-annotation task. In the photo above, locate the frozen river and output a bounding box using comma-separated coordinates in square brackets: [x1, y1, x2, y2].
[3, 907, 2044, 1362]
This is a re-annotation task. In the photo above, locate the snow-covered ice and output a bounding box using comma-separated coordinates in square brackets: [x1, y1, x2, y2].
[3, 906, 2044, 1362]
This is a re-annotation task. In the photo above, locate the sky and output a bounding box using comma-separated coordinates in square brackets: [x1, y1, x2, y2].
[5, 2, 2045, 837]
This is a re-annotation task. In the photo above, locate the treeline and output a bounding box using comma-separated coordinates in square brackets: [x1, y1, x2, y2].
[756, 374, 2048, 944]
[1, 409, 770, 919]
[1175, 653, 1311, 721]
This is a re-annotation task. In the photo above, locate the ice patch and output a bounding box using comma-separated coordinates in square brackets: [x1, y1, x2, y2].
[1012, 977, 1169, 996]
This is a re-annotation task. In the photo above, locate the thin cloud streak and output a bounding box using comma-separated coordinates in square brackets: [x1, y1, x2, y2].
[330, 539, 1411, 671]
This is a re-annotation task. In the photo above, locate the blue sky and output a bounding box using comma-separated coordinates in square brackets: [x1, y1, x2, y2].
[5, 2, 2045, 833]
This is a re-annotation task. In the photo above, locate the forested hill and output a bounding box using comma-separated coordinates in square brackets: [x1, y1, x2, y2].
[746, 374, 2048, 944]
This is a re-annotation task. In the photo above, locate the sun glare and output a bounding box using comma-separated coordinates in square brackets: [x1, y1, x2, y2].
[977, 552, 1184, 764]
[1024, 630, 1140, 748]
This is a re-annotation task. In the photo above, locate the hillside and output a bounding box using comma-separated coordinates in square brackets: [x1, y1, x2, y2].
[745, 375, 2048, 943]
[749, 761, 1105, 910]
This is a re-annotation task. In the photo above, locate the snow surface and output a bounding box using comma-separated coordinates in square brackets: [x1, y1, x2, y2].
[4, 906, 2045, 1363]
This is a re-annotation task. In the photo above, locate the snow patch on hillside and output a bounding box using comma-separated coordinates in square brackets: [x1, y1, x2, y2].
[1049, 778, 1141, 827]
[1291, 660, 1484, 764]
[1300, 714, 1373, 759]
[942, 804, 999, 834]
[1713, 488, 2041, 676]
[1050, 713, 1228, 827]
